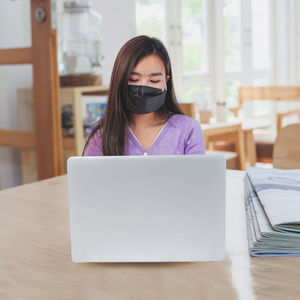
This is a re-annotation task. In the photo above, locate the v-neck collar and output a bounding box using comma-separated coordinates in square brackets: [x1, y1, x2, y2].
[128, 117, 172, 153]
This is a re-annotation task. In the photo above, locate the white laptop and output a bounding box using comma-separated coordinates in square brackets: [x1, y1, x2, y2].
[67, 155, 226, 263]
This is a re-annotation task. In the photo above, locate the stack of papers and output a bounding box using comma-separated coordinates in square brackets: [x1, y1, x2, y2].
[244, 167, 300, 257]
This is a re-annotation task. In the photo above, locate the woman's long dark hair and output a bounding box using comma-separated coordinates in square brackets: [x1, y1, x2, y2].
[83, 35, 183, 156]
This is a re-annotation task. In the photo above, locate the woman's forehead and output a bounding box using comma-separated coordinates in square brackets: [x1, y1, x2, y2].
[132, 55, 166, 76]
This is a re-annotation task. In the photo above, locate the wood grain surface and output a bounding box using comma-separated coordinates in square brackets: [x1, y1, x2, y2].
[0, 171, 300, 299]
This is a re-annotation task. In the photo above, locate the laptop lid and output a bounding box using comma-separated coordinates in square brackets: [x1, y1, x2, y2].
[67, 155, 226, 262]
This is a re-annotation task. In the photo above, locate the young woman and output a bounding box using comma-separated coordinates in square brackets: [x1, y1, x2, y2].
[84, 35, 205, 156]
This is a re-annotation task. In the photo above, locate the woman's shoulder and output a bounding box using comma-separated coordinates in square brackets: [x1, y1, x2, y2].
[168, 113, 205, 154]
[84, 127, 103, 156]
[168, 114, 201, 130]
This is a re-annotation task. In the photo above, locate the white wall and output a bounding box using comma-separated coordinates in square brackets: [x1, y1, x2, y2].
[0, 1, 32, 189]
[92, 0, 136, 84]
[56, 0, 136, 85]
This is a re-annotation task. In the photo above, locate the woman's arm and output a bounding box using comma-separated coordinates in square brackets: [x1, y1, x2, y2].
[184, 119, 206, 155]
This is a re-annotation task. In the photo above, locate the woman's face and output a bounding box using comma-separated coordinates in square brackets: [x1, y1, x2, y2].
[128, 54, 169, 91]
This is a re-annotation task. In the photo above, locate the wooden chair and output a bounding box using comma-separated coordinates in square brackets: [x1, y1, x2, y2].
[273, 123, 300, 169]
[202, 123, 246, 170]
[199, 110, 213, 124]
[276, 109, 300, 132]
[178, 102, 214, 124]
[179, 102, 197, 119]
[230, 86, 300, 163]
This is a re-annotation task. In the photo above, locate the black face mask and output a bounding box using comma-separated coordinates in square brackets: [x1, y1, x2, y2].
[128, 85, 166, 114]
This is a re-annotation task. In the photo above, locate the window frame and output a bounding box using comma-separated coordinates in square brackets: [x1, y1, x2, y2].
[135, 0, 297, 108]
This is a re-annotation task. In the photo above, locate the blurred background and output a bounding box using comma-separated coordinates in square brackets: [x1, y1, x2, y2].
[0, 0, 299, 189]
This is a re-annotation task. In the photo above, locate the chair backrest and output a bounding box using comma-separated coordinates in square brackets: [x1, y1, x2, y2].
[231, 86, 300, 115]
[179, 102, 197, 119]
[199, 110, 213, 124]
[230, 86, 300, 132]
[276, 109, 300, 132]
[238, 86, 300, 107]
[273, 123, 300, 169]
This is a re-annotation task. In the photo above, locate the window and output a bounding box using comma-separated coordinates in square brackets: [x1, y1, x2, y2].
[136, 0, 165, 40]
[181, 0, 207, 74]
[223, 0, 241, 73]
[135, 0, 273, 112]
[252, 0, 271, 71]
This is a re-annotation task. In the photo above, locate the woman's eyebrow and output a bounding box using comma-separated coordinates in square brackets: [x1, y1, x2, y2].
[130, 71, 163, 76]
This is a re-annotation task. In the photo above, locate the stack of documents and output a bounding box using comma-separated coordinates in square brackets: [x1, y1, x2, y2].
[244, 167, 300, 257]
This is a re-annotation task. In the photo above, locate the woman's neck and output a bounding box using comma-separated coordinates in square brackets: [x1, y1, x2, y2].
[130, 112, 163, 129]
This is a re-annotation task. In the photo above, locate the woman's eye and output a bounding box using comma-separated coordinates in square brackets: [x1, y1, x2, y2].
[129, 78, 138, 82]
[150, 80, 160, 83]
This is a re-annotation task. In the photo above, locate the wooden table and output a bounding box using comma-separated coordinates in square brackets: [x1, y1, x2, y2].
[241, 118, 271, 166]
[202, 119, 270, 167]
[1, 171, 300, 299]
